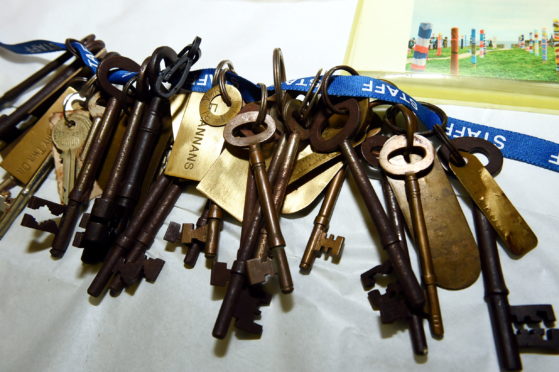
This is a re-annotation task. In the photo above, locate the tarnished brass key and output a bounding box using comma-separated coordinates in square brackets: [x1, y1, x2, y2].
[310, 94, 424, 310]
[223, 110, 293, 293]
[300, 166, 346, 271]
[379, 134, 443, 338]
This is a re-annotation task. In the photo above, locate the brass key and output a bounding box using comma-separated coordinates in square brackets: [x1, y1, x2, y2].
[379, 134, 443, 338]
[51, 112, 91, 204]
[223, 109, 293, 293]
[300, 166, 346, 271]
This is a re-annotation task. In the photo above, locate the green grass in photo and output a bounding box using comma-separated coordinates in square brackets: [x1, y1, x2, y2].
[406, 47, 559, 82]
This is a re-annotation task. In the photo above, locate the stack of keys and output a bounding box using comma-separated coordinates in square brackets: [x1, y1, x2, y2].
[0, 37, 557, 371]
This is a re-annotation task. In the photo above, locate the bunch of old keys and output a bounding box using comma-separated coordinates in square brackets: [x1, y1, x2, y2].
[1, 35, 558, 371]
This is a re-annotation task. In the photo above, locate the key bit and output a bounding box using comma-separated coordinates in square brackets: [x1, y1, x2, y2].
[233, 285, 272, 336]
[315, 233, 344, 260]
[510, 305, 559, 351]
[20, 196, 67, 234]
[246, 257, 276, 285]
[210, 261, 231, 287]
[117, 256, 165, 287]
[369, 282, 412, 324]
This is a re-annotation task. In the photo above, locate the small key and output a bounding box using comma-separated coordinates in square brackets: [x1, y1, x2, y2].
[379, 133, 443, 338]
[310, 96, 425, 311]
[51, 112, 91, 204]
[300, 166, 346, 271]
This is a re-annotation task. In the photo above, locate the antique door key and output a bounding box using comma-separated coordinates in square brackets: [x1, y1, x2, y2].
[439, 137, 559, 370]
[379, 133, 443, 338]
[310, 75, 424, 311]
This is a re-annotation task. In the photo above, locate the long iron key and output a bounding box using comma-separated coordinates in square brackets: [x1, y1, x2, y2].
[223, 110, 293, 293]
[379, 133, 443, 338]
[360, 134, 428, 355]
[310, 98, 425, 310]
[440, 137, 559, 370]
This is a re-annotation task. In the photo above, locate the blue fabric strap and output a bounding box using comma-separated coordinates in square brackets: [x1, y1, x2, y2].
[2, 39, 558, 173]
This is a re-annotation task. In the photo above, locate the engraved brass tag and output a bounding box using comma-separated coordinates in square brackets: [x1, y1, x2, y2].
[387, 154, 481, 290]
[1, 87, 76, 184]
[450, 151, 537, 257]
[165, 92, 229, 181]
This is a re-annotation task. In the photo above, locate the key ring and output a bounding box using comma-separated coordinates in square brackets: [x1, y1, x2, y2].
[297, 68, 322, 122]
[254, 83, 268, 126]
[273, 48, 287, 117]
[320, 65, 359, 115]
[213, 60, 236, 106]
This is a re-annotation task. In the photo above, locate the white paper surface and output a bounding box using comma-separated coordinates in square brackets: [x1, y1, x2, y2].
[1, 1, 558, 371]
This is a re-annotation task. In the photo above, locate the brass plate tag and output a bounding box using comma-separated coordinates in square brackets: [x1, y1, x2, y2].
[165, 92, 229, 181]
[387, 155, 481, 290]
[450, 152, 537, 256]
[1, 87, 76, 184]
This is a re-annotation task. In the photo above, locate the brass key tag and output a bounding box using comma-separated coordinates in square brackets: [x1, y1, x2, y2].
[386, 152, 480, 290]
[1, 87, 76, 184]
[165, 90, 238, 181]
[449, 151, 537, 256]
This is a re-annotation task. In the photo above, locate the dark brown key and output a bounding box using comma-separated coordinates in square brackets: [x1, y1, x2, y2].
[0, 35, 95, 107]
[223, 109, 293, 293]
[108, 178, 183, 295]
[310, 97, 425, 310]
[113, 47, 176, 217]
[76, 57, 153, 263]
[0, 38, 105, 141]
[361, 134, 428, 356]
[88, 174, 171, 297]
[48, 56, 140, 258]
[212, 134, 288, 339]
[439, 137, 559, 370]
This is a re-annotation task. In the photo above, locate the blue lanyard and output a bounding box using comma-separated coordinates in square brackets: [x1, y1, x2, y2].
[2, 38, 558, 173]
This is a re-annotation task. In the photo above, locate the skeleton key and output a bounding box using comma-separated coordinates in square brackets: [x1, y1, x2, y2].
[212, 133, 288, 339]
[223, 110, 293, 293]
[439, 137, 559, 370]
[310, 95, 425, 311]
[379, 134, 443, 338]
[360, 133, 428, 355]
[108, 178, 183, 295]
[51, 112, 91, 204]
[88, 174, 171, 297]
[300, 166, 346, 271]
[76, 54, 158, 264]
[48, 56, 140, 258]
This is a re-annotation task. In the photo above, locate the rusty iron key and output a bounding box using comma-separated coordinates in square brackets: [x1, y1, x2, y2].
[439, 137, 559, 370]
[212, 133, 288, 339]
[49, 56, 139, 258]
[360, 133, 428, 356]
[379, 133, 443, 338]
[76, 58, 154, 263]
[88, 174, 171, 297]
[108, 178, 184, 295]
[223, 110, 293, 294]
[310, 98, 425, 311]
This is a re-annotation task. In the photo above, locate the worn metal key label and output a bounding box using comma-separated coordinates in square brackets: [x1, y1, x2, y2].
[450, 151, 537, 257]
[1, 87, 76, 184]
[165, 92, 228, 181]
